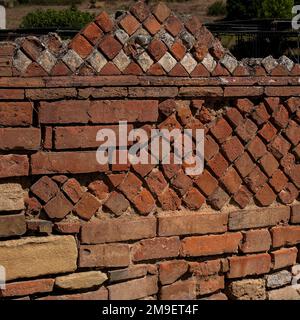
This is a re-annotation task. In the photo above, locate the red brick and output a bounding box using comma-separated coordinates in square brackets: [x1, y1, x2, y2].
[44, 192, 73, 219]
[234, 152, 255, 178]
[222, 137, 244, 162]
[74, 192, 100, 220]
[291, 205, 300, 224]
[132, 188, 156, 215]
[147, 39, 168, 61]
[191, 63, 210, 77]
[255, 184, 276, 206]
[266, 87, 300, 97]
[62, 178, 84, 204]
[236, 119, 258, 142]
[225, 108, 243, 127]
[245, 167, 268, 193]
[118, 172, 143, 201]
[132, 237, 180, 261]
[54, 221, 81, 234]
[0, 89, 24, 100]
[233, 65, 250, 76]
[69, 34, 93, 59]
[183, 188, 205, 210]
[0, 128, 40, 150]
[31, 176, 59, 203]
[24, 197, 42, 215]
[145, 170, 168, 196]
[212, 63, 230, 76]
[104, 191, 129, 215]
[152, 2, 171, 22]
[88, 180, 109, 201]
[165, 15, 183, 36]
[241, 229, 271, 253]
[81, 216, 156, 244]
[181, 233, 242, 257]
[158, 212, 228, 237]
[144, 15, 161, 36]
[235, 99, 254, 113]
[119, 14, 140, 35]
[208, 187, 230, 210]
[228, 254, 271, 278]
[185, 15, 202, 35]
[285, 120, 300, 146]
[259, 122, 277, 142]
[279, 182, 298, 204]
[171, 171, 193, 196]
[225, 87, 263, 97]
[99, 62, 121, 75]
[221, 167, 242, 194]
[194, 169, 218, 196]
[130, 0, 151, 22]
[251, 102, 270, 125]
[189, 259, 223, 277]
[269, 135, 291, 159]
[264, 97, 280, 112]
[260, 152, 279, 177]
[0, 154, 29, 178]
[160, 279, 196, 300]
[271, 226, 300, 248]
[271, 247, 297, 270]
[281, 152, 295, 175]
[0, 102, 32, 126]
[210, 118, 232, 143]
[147, 63, 166, 75]
[207, 153, 229, 178]
[24, 62, 48, 77]
[269, 169, 288, 192]
[169, 63, 189, 77]
[50, 61, 71, 76]
[79, 243, 130, 268]
[133, 163, 155, 177]
[285, 97, 300, 113]
[31, 151, 108, 175]
[98, 35, 122, 59]
[170, 41, 186, 61]
[248, 136, 267, 160]
[0, 279, 54, 298]
[159, 260, 188, 285]
[197, 275, 225, 296]
[123, 61, 143, 75]
[108, 276, 158, 300]
[233, 185, 252, 209]
[158, 188, 181, 210]
[82, 22, 103, 45]
[272, 104, 289, 128]
[204, 135, 219, 161]
[95, 11, 114, 32]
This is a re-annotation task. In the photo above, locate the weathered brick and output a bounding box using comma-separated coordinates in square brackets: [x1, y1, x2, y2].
[271, 247, 298, 269]
[240, 229, 271, 253]
[0, 214, 26, 238]
[108, 276, 158, 300]
[228, 279, 266, 300]
[220, 167, 242, 194]
[44, 192, 73, 219]
[26, 88, 76, 100]
[74, 192, 100, 220]
[79, 243, 130, 268]
[271, 226, 300, 248]
[208, 187, 230, 210]
[181, 233, 242, 257]
[158, 188, 181, 210]
[222, 137, 244, 162]
[38, 287, 108, 300]
[31, 176, 59, 203]
[229, 207, 290, 230]
[189, 259, 223, 277]
[197, 275, 225, 296]
[228, 254, 271, 278]
[158, 212, 228, 237]
[0, 102, 32, 126]
[0, 89, 24, 100]
[159, 260, 188, 285]
[291, 205, 300, 224]
[31, 152, 108, 175]
[54, 220, 81, 234]
[81, 217, 156, 244]
[132, 237, 180, 261]
[104, 191, 129, 215]
[268, 286, 300, 300]
[0, 154, 29, 178]
[210, 118, 232, 143]
[160, 279, 196, 300]
[234, 153, 255, 178]
[194, 170, 218, 196]
[108, 265, 151, 283]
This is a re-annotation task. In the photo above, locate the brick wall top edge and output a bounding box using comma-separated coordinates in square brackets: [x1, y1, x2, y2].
[0, 0, 299, 78]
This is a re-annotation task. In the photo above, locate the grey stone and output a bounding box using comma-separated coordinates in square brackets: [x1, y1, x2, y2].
[202, 53, 217, 73]
[262, 55, 278, 73]
[220, 53, 238, 73]
[278, 55, 294, 71]
[113, 50, 131, 72]
[180, 53, 197, 74]
[62, 49, 83, 72]
[158, 52, 177, 72]
[266, 271, 292, 289]
[228, 279, 266, 300]
[137, 51, 154, 72]
[115, 29, 129, 44]
[13, 50, 31, 73]
[0, 183, 25, 211]
[87, 50, 107, 73]
[37, 50, 56, 73]
[180, 31, 195, 50]
[159, 31, 175, 48]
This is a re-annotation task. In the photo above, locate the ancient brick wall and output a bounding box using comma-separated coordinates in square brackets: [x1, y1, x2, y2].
[0, 1, 299, 300]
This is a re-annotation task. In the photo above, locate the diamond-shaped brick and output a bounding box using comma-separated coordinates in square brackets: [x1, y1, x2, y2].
[152, 2, 171, 23]
[62, 49, 83, 72]
[210, 118, 233, 143]
[147, 39, 167, 61]
[37, 50, 56, 73]
[201, 53, 216, 73]
[119, 14, 140, 35]
[247, 136, 267, 160]
[69, 34, 93, 59]
[259, 122, 277, 142]
[31, 176, 59, 203]
[74, 192, 100, 221]
[98, 35, 122, 60]
[245, 167, 268, 193]
[221, 167, 242, 194]
[208, 187, 230, 210]
[180, 31, 195, 50]
[236, 119, 258, 142]
[82, 22, 103, 45]
[104, 191, 129, 216]
[208, 153, 229, 178]
[143, 15, 161, 35]
[158, 52, 177, 73]
[165, 15, 183, 37]
[159, 31, 175, 48]
[115, 29, 129, 44]
[233, 185, 252, 209]
[220, 54, 238, 74]
[235, 152, 255, 178]
[180, 53, 197, 74]
[130, 0, 151, 22]
[95, 11, 114, 33]
[170, 40, 186, 61]
[194, 170, 218, 196]
[13, 50, 32, 73]
[260, 152, 279, 177]
[222, 136, 244, 162]
[269, 169, 288, 192]
[262, 55, 278, 73]
[137, 51, 154, 72]
[87, 50, 107, 72]
[113, 50, 131, 72]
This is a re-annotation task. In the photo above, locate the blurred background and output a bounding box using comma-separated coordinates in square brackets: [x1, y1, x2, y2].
[0, 0, 300, 61]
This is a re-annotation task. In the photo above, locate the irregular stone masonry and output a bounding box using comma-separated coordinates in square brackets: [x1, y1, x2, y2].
[0, 1, 299, 300]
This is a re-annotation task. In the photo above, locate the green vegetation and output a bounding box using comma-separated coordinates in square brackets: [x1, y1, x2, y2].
[18, 0, 83, 5]
[20, 6, 94, 29]
[207, 1, 227, 16]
